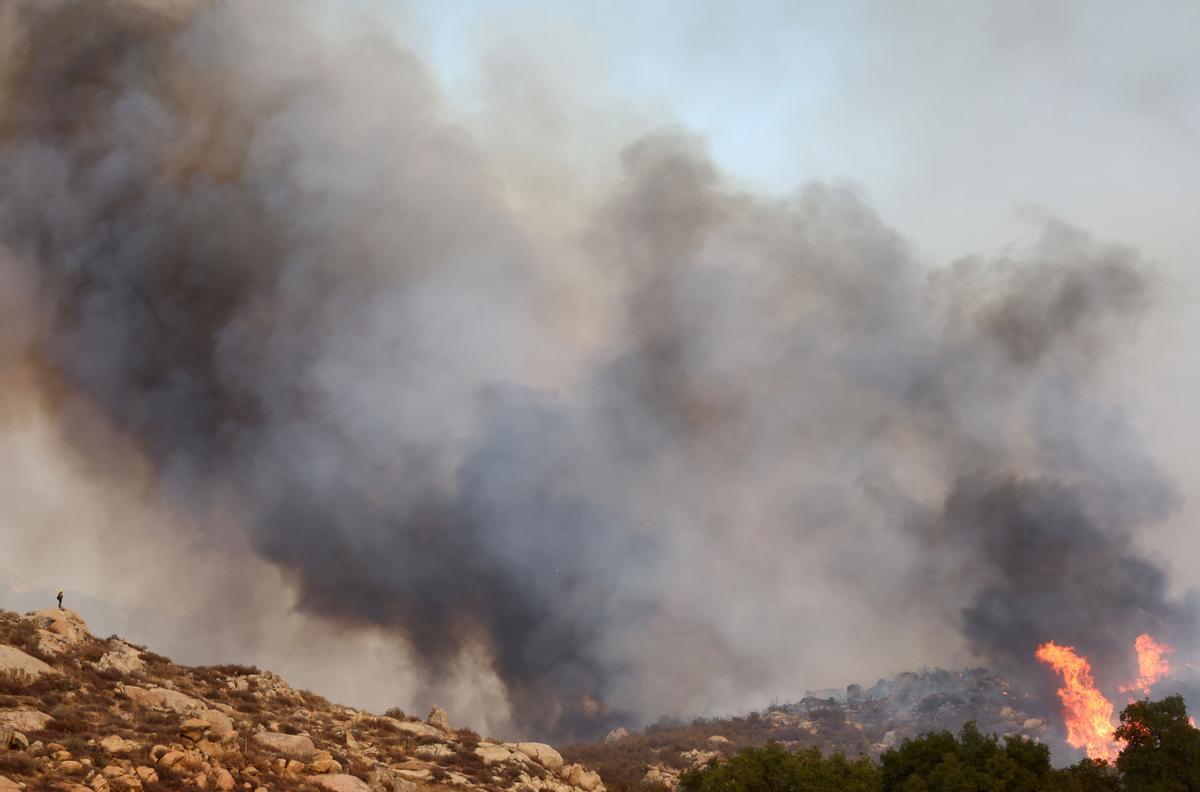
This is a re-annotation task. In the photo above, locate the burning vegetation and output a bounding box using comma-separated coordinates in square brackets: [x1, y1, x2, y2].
[1035, 633, 1183, 764]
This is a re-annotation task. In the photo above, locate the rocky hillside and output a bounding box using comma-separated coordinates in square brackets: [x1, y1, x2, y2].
[561, 667, 1052, 792]
[0, 608, 605, 792]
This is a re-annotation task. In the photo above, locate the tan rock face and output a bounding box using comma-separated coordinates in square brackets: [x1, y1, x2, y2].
[311, 774, 371, 792]
[0, 645, 54, 680]
[0, 777, 22, 792]
[0, 708, 52, 732]
[25, 609, 89, 643]
[121, 686, 201, 713]
[604, 727, 630, 743]
[250, 731, 316, 761]
[510, 742, 564, 774]
[214, 767, 235, 791]
[195, 709, 235, 736]
[566, 763, 604, 792]
[96, 642, 145, 675]
[475, 743, 514, 765]
[380, 717, 443, 739]
[427, 705, 451, 732]
[99, 734, 137, 754]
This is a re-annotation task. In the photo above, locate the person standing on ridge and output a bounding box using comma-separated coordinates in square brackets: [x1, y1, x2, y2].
[56, 589, 63, 609]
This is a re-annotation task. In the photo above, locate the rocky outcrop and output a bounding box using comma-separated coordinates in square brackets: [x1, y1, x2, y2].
[566, 763, 604, 792]
[0, 606, 610, 792]
[603, 727, 629, 743]
[510, 742, 565, 774]
[311, 775, 371, 792]
[0, 709, 51, 732]
[22, 609, 89, 656]
[0, 646, 52, 680]
[250, 731, 317, 761]
[95, 641, 145, 675]
[427, 704, 452, 732]
[120, 684, 201, 713]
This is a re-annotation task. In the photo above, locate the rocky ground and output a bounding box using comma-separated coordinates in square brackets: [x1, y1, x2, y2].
[0, 608, 605, 792]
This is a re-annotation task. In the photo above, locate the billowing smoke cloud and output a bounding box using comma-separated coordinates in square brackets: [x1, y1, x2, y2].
[0, 0, 1192, 741]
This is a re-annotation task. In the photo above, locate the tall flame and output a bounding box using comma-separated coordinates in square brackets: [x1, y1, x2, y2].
[1035, 641, 1120, 762]
[1122, 633, 1172, 696]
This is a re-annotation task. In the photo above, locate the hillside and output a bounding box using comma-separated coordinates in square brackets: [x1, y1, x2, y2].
[0, 607, 604, 792]
[561, 668, 1053, 792]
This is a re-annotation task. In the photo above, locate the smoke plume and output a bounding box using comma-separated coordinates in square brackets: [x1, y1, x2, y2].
[0, 0, 1192, 740]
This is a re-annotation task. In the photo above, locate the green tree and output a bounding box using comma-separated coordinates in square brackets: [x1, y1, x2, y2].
[880, 722, 1053, 792]
[1114, 695, 1200, 792]
[678, 741, 881, 792]
[1046, 758, 1121, 792]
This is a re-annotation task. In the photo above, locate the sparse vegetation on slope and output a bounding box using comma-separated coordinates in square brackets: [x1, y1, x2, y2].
[0, 608, 605, 792]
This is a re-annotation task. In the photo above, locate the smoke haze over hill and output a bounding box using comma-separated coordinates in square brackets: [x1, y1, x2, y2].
[1, 0, 1198, 742]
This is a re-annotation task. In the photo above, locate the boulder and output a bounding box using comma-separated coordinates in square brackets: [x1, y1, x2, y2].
[415, 743, 452, 760]
[309, 757, 343, 773]
[99, 734, 137, 754]
[121, 686, 201, 713]
[2, 730, 27, 751]
[0, 708, 52, 732]
[24, 608, 89, 644]
[706, 735, 730, 746]
[214, 767, 235, 791]
[251, 731, 315, 761]
[474, 742, 514, 764]
[510, 742, 564, 774]
[0, 645, 53, 680]
[644, 766, 680, 789]
[179, 718, 211, 742]
[681, 748, 718, 767]
[311, 775, 371, 792]
[426, 705, 451, 732]
[0, 777, 21, 792]
[97, 643, 145, 675]
[194, 709, 234, 736]
[566, 763, 604, 792]
[604, 727, 630, 743]
[379, 718, 442, 739]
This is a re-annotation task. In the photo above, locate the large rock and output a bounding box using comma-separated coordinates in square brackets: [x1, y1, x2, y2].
[311, 775, 370, 792]
[23, 609, 89, 655]
[0, 776, 22, 792]
[566, 763, 604, 792]
[96, 642, 145, 675]
[379, 717, 442, 739]
[100, 734, 137, 754]
[0, 645, 53, 680]
[426, 705, 451, 732]
[194, 709, 234, 736]
[25, 608, 88, 639]
[250, 731, 315, 761]
[604, 727, 630, 743]
[475, 742, 514, 764]
[0, 708, 52, 732]
[121, 685, 201, 713]
[510, 742, 564, 774]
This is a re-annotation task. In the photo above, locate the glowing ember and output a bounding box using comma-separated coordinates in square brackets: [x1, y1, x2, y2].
[1036, 641, 1120, 762]
[1121, 633, 1173, 696]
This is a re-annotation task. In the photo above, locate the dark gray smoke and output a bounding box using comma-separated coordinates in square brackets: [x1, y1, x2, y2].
[0, 0, 1192, 741]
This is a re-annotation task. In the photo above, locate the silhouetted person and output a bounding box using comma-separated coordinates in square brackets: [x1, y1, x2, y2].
[56, 589, 63, 609]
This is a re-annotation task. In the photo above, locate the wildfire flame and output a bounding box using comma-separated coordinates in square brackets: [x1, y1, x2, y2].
[1121, 633, 1173, 696]
[1035, 641, 1120, 762]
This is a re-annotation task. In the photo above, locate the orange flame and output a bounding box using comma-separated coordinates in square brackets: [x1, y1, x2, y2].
[1121, 633, 1172, 696]
[1035, 641, 1120, 762]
